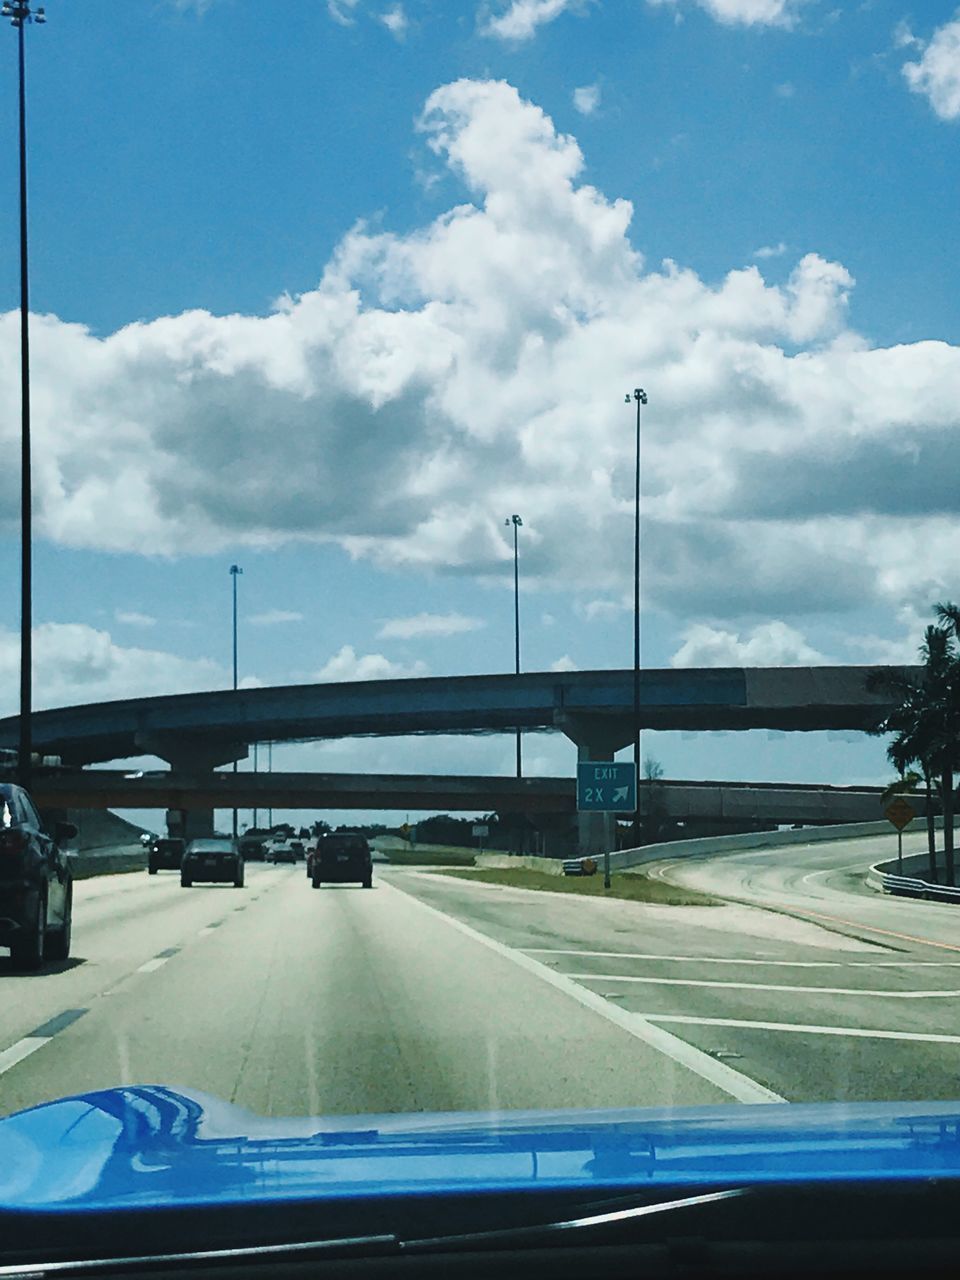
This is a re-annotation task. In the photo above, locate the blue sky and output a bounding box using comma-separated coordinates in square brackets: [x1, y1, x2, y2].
[2, 0, 960, 826]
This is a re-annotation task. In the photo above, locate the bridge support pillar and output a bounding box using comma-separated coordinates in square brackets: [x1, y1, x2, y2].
[558, 714, 631, 860]
[575, 740, 616, 860]
[166, 807, 216, 840]
[135, 736, 247, 843]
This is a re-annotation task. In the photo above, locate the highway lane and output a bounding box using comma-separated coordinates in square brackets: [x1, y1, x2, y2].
[1, 850, 958, 1120]
[0, 863, 747, 1120]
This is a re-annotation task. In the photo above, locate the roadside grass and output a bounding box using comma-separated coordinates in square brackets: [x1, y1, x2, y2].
[425, 866, 718, 906]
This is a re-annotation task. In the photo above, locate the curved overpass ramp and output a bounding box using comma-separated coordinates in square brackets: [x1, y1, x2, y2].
[0, 664, 909, 767]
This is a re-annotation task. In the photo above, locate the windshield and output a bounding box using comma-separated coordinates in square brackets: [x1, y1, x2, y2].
[2, 0, 960, 1246]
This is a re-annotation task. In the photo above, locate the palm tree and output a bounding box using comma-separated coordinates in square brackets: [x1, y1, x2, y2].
[867, 619, 959, 886]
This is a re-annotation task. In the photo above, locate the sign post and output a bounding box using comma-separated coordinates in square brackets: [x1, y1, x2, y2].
[576, 762, 638, 890]
[472, 823, 489, 854]
[884, 797, 916, 874]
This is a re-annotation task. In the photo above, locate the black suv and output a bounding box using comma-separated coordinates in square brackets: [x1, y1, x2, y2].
[147, 837, 185, 875]
[181, 838, 244, 888]
[0, 784, 77, 970]
[310, 833, 372, 889]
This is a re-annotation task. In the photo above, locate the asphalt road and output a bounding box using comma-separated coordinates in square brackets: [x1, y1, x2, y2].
[0, 837, 958, 1119]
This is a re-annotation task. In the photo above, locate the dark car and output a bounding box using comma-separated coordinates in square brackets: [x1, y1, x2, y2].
[0, 784, 76, 970]
[181, 838, 244, 888]
[310, 833, 372, 889]
[238, 833, 267, 861]
[147, 837, 185, 875]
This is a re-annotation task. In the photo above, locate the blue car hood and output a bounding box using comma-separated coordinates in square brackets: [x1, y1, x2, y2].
[2, 1087, 960, 1213]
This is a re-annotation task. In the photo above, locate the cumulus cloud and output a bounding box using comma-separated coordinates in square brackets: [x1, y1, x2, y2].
[315, 645, 427, 681]
[753, 242, 787, 259]
[902, 14, 960, 121]
[573, 83, 601, 115]
[0, 623, 222, 715]
[378, 612, 484, 639]
[549, 654, 578, 671]
[380, 4, 408, 36]
[2, 78, 960, 640]
[647, 0, 804, 26]
[482, 0, 578, 41]
[249, 609, 304, 626]
[115, 610, 156, 627]
[671, 621, 827, 668]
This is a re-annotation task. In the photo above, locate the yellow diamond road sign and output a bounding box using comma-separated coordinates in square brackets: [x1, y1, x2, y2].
[885, 797, 916, 831]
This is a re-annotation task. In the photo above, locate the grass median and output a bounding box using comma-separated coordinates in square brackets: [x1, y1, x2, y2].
[425, 866, 718, 906]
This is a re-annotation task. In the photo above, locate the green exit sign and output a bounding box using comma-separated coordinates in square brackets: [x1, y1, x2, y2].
[576, 762, 637, 812]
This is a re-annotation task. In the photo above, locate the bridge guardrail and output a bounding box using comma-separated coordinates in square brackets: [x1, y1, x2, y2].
[868, 862, 960, 904]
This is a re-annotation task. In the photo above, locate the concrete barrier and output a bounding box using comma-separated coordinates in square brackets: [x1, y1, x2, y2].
[475, 854, 564, 875]
[70, 845, 147, 880]
[612, 819, 937, 875]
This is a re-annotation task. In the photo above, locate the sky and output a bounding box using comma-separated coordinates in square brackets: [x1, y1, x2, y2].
[2, 0, 960, 828]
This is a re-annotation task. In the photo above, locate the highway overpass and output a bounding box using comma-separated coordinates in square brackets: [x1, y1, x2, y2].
[33, 770, 922, 829]
[0, 664, 912, 769]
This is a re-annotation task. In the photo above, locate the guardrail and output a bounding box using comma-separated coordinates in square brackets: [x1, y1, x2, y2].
[868, 862, 960, 904]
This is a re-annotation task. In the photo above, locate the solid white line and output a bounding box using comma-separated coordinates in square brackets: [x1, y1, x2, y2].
[136, 957, 169, 973]
[524, 949, 960, 968]
[568, 974, 960, 998]
[380, 878, 784, 1105]
[0, 1036, 49, 1076]
[645, 1014, 960, 1045]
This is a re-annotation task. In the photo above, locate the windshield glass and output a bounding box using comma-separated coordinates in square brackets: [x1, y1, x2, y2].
[2, 0, 960, 1233]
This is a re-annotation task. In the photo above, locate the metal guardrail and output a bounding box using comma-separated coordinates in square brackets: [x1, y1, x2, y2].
[869, 863, 960, 903]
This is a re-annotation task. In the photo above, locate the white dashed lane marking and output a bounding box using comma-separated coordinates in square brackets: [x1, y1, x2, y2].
[0, 1009, 87, 1078]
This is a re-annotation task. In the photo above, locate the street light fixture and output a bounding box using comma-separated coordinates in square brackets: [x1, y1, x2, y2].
[625, 388, 647, 851]
[230, 564, 243, 838]
[3, 1, 45, 791]
[505, 515, 522, 779]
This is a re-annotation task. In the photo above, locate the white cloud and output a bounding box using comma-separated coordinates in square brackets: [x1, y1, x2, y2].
[753, 241, 787, 259]
[773, 81, 795, 98]
[577, 599, 628, 622]
[0, 623, 222, 714]
[315, 645, 428, 682]
[549, 654, 578, 671]
[380, 4, 408, 36]
[328, 0, 361, 24]
[647, 0, 805, 27]
[378, 612, 484, 639]
[902, 15, 960, 121]
[249, 609, 304, 626]
[670, 621, 827, 668]
[482, 0, 578, 41]
[3, 78, 960, 642]
[114, 610, 156, 628]
[573, 83, 601, 115]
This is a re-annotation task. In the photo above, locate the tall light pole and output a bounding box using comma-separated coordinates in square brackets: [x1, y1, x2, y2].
[626, 389, 647, 849]
[4, 2, 44, 791]
[230, 564, 242, 838]
[505, 515, 522, 779]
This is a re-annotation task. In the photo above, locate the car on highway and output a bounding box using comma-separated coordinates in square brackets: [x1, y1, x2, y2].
[180, 837, 244, 888]
[310, 832, 372, 888]
[269, 841, 297, 865]
[238, 832, 268, 861]
[0, 784, 76, 971]
[147, 837, 185, 875]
